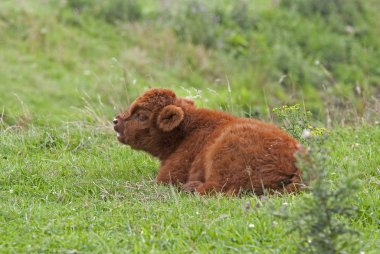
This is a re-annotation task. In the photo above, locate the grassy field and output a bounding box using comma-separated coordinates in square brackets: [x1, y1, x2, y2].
[1, 0, 379, 253]
[1, 125, 379, 253]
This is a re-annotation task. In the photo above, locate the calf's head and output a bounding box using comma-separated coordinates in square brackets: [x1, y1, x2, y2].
[113, 88, 194, 151]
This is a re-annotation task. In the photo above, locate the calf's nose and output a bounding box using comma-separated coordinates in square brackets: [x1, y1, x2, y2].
[113, 118, 119, 125]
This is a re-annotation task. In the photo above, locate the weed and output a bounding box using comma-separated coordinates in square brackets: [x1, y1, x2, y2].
[272, 104, 312, 141]
[294, 140, 361, 254]
[65, 0, 142, 23]
[169, 0, 224, 49]
[101, 0, 142, 23]
[273, 104, 361, 254]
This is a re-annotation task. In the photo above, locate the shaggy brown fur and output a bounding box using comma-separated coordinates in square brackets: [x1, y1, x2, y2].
[114, 88, 303, 195]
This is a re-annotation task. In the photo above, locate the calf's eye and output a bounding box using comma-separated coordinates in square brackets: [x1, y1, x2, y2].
[136, 113, 148, 121]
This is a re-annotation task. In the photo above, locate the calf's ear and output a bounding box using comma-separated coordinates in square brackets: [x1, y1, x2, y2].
[157, 105, 184, 131]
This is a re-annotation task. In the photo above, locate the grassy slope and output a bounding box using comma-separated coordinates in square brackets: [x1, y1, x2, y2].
[1, 1, 379, 253]
[1, 125, 379, 253]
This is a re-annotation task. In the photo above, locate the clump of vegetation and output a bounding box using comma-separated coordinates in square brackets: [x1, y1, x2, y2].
[272, 104, 312, 141]
[167, 0, 225, 49]
[101, 0, 142, 23]
[66, 0, 142, 23]
[273, 104, 360, 253]
[280, 0, 367, 25]
[294, 139, 360, 253]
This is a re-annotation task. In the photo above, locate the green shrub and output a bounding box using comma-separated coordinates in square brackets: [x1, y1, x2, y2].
[230, 0, 253, 30]
[273, 104, 360, 254]
[280, 0, 366, 24]
[65, 0, 142, 23]
[66, 0, 94, 12]
[101, 0, 142, 23]
[169, 0, 224, 49]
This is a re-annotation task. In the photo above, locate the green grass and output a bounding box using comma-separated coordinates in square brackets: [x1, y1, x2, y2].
[1, 0, 380, 253]
[1, 125, 379, 253]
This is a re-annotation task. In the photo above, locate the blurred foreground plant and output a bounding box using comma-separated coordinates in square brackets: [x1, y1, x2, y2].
[273, 104, 360, 254]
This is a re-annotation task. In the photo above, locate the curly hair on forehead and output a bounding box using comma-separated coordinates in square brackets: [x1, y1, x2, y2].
[135, 88, 176, 108]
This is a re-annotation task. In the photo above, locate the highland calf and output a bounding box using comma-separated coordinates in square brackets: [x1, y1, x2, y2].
[113, 88, 303, 195]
